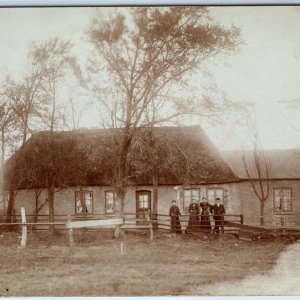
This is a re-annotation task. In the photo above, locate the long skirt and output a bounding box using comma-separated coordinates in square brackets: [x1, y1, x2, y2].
[186, 214, 199, 232]
[170, 216, 182, 234]
[200, 214, 211, 233]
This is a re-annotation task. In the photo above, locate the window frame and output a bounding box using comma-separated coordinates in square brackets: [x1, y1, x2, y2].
[273, 187, 292, 214]
[136, 190, 152, 212]
[206, 187, 224, 205]
[183, 188, 200, 213]
[105, 190, 116, 215]
[75, 190, 94, 214]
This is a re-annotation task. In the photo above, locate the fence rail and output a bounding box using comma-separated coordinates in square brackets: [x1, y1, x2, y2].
[0, 211, 243, 233]
[0, 208, 247, 247]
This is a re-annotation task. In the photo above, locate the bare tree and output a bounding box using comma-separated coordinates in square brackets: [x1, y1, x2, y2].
[64, 92, 86, 131]
[27, 38, 79, 232]
[3, 38, 77, 231]
[2, 40, 68, 221]
[87, 7, 240, 236]
[29, 38, 76, 131]
[2, 73, 41, 223]
[3, 71, 43, 147]
[5, 131, 90, 232]
[31, 188, 47, 231]
[2, 38, 77, 228]
[242, 113, 270, 226]
[0, 94, 16, 215]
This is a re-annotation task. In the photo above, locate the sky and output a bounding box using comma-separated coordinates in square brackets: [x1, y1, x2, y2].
[0, 6, 300, 150]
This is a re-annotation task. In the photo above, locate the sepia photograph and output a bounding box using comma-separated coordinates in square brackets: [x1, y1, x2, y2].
[0, 4, 300, 297]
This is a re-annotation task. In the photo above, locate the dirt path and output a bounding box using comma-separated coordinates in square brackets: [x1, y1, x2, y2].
[193, 241, 300, 296]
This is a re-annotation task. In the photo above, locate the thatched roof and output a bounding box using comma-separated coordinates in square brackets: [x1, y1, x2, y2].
[221, 149, 300, 180]
[4, 125, 238, 190]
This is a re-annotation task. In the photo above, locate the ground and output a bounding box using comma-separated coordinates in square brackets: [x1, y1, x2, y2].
[202, 240, 300, 296]
[0, 230, 296, 296]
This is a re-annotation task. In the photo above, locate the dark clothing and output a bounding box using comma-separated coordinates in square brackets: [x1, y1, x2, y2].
[200, 203, 211, 233]
[200, 201, 212, 210]
[186, 203, 200, 232]
[210, 203, 226, 233]
[210, 203, 226, 217]
[169, 205, 182, 234]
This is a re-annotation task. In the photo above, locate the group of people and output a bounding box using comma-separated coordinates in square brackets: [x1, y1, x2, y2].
[169, 197, 226, 235]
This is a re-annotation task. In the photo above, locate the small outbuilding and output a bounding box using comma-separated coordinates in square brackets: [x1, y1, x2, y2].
[221, 149, 300, 227]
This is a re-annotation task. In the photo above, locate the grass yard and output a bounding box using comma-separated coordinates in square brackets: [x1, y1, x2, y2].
[0, 230, 292, 296]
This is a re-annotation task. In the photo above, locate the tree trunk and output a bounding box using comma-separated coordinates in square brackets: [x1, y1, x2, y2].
[260, 201, 264, 226]
[47, 182, 55, 234]
[22, 128, 27, 147]
[32, 194, 39, 232]
[152, 172, 158, 230]
[4, 188, 15, 224]
[113, 129, 131, 238]
[5, 189, 17, 231]
[32, 190, 43, 231]
[114, 185, 126, 238]
[5, 189, 14, 223]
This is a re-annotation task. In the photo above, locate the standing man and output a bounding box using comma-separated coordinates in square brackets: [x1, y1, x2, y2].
[169, 200, 182, 235]
[210, 198, 226, 234]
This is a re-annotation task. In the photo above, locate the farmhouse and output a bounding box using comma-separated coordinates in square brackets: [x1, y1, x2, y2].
[2, 126, 240, 220]
[2, 125, 299, 229]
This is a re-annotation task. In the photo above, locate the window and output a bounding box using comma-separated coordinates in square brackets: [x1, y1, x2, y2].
[105, 191, 115, 214]
[207, 188, 224, 205]
[138, 194, 149, 209]
[75, 191, 93, 214]
[136, 191, 151, 211]
[273, 188, 292, 213]
[183, 189, 200, 212]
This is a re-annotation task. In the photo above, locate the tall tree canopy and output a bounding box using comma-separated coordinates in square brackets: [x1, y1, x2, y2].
[2, 38, 80, 227]
[88, 7, 240, 128]
[87, 7, 240, 233]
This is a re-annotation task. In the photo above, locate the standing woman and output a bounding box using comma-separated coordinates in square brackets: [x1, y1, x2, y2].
[200, 198, 212, 233]
[169, 200, 182, 235]
[186, 200, 200, 233]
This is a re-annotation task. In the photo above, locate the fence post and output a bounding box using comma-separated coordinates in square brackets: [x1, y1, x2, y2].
[67, 215, 74, 246]
[240, 214, 244, 225]
[20, 207, 27, 247]
[221, 215, 224, 234]
[146, 210, 153, 241]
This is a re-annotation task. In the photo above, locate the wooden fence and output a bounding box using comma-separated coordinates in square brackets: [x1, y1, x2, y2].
[151, 213, 243, 233]
[2, 209, 299, 249]
[0, 211, 243, 233]
[0, 209, 155, 247]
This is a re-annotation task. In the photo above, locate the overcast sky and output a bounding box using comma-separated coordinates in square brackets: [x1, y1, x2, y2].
[0, 6, 299, 150]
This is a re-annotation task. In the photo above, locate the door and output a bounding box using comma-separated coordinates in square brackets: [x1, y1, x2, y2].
[136, 190, 151, 224]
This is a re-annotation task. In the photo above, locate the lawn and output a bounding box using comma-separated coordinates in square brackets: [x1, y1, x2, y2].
[0, 230, 291, 296]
